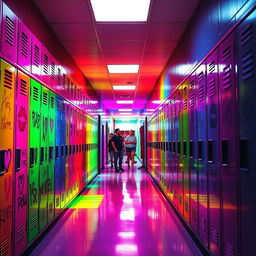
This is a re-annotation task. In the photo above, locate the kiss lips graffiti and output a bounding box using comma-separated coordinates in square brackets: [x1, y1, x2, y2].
[18, 107, 27, 132]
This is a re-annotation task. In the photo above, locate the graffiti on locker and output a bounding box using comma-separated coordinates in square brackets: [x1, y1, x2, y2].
[0, 89, 12, 131]
[32, 111, 40, 128]
[0, 205, 12, 234]
[0, 149, 12, 175]
[42, 117, 48, 141]
[30, 182, 38, 204]
[18, 174, 27, 211]
[209, 104, 218, 129]
[17, 106, 27, 132]
[39, 167, 48, 201]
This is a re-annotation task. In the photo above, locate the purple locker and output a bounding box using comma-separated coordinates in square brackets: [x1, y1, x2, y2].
[1, 3, 18, 62]
[218, 33, 238, 256]
[14, 71, 29, 255]
[188, 74, 199, 235]
[41, 47, 50, 85]
[196, 62, 209, 247]
[17, 20, 31, 72]
[206, 50, 221, 256]
[31, 35, 42, 79]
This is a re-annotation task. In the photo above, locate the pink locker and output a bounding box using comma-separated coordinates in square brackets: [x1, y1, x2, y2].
[31, 35, 42, 79]
[49, 56, 57, 91]
[1, 3, 18, 62]
[17, 20, 31, 72]
[55, 62, 62, 94]
[41, 47, 50, 85]
[14, 71, 29, 255]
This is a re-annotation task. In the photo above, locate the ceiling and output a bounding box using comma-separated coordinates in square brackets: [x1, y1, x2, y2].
[33, 0, 199, 117]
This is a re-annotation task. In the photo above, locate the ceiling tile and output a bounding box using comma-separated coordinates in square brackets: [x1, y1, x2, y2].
[145, 40, 177, 53]
[96, 24, 147, 40]
[51, 23, 96, 41]
[142, 53, 171, 65]
[63, 41, 100, 54]
[150, 0, 199, 22]
[79, 65, 107, 74]
[147, 23, 187, 41]
[103, 53, 142, 64]
[73, 54, 104, 65]
[140, 65, 165, 73]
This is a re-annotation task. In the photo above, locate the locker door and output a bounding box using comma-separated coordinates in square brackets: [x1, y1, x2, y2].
[1, 3, 18, 62]
[182, 81, 190, 222]
[219, 32, 238, 256]
[41, 48, 50, 85]
[68, 107, 74, 201]
[55, 96, 61, 214]
[14, 71, 29, 255]
[31, 36, 42, 79]
[0, 60, 15, 256]
[237, 11, 256, 256]
[28, 79, 41, 242]
[47, 91, 56, 221]
[188, 74, 198, 234]
[39, 87, 49, 231]
[196, 62, 209, 247]
[207, 50, 221, 256]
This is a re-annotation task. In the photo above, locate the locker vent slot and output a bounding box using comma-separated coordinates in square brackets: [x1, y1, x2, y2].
[198, 85, 204, 102]
[242, 51, 253, 80]
[198, 71, 204, 82]
[5, 16, 15, 46]
[50, 96, 54, 108]
[189, 79, 195, 89]
[241, 24, 253, 46]
[56, 196, 60, 207]
[43, 54, 48, 75]
[49, 202, 53, 213]
[183, 99, 188, 110]
[51, 62, 55, 80]
[225, 240, 235, 256]
[208, 78, 216, 97]
[222, 46, 231, 61]
[0, 237, 9, 256]
[20, 79, 27, 96]
[67, 78, 70, 91]
[190, 93, 195, 107]
[43, 92, 48, 105]
[178, 195, 182, 204]
[34, 45, 40, 67]
[57, 68, 61, 86]
[63, 74, 66, 89]
[33, 87, 39, 101]
[209, 60, 215, 73]
[40, 208, 46, 222]
[199, 215, 207, 232]
[57, 100, 61, 111]
[223, 65, 231, 89]
[177, 101, 181, 113]
[21, 32, 28, 58]
[4, 70, 13, 89]
[210, 225, 219, 245]
[30, 215, 37, 230]
[183, 86, 188, 97]
[16, 225, 25, 243]
[192, 207, 197, 221]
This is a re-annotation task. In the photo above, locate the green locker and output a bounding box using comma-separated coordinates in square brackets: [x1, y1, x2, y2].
[28, 79, 41, 242]
[39, 86, 49, 231]
[48, 91, 56, 221]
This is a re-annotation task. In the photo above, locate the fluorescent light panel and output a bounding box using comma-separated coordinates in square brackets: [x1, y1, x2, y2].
[116, 100, 134, 104]
[119, 109, 132, 112]
[119, 113, 132, 115]
[113, 85, 136, 90]
[90, 0, 150, 22]
[107, 65, 139, 74]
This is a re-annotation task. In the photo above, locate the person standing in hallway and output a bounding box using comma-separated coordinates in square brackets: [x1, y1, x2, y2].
[111, 128, 125, 172]
[125, 130, 137, 169]
[108, 133, 114, 168]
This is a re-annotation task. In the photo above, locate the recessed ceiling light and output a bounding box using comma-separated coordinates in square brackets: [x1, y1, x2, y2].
[119, 109, 132, 112]
[89, 100, 98, 104]
[116, 100, 134, 104]
[90, 0, 151, 22]
[152, 100, 163, 104]
[107, 65, 139, 73]
[119, 113, 132, 115]
[147, 109, 155, 111]
[113, 85, 136, 90]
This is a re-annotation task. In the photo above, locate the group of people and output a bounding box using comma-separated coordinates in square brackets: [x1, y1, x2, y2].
[108, 128, 137, 173]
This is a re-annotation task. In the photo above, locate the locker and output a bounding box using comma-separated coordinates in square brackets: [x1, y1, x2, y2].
[31, 36, 42, 78]
[237, 10, 256, 256]
[17, 21, 31, 72]
[49, 57, 57, 90]
[196, 62, 209, 247]
[1, 3, 18, 62]
[47, 91, 56, 222]
[206, 49, 221, 256]
[39, 86, 49, 231]
[55, 96, 62, 214]
[219, 32, 238, 256]
[69, 106, 75, 200]
[14, 70, 29, 255]
[28, 79, 41, 242]
[188, 74, 198, 234]
[41, 47, 50, 85]
[0, 60, 15, 256]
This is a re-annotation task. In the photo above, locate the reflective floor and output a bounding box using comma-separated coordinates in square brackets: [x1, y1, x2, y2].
[30, 164, 202, 256]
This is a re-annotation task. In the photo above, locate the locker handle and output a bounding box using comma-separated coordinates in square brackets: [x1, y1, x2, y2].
[189, 141, 193, 158]
[183, 141, 187, 157]
[61, 145, 64, 158]
[239, 139, 248, 170]
[0, 150, 5, 175]
[49, 146, 54, 161]
[40, 147, 44, 164]
[198, 141, 202, 160]
[208, 140, 213, 163]
[29, 148, 34, 168]
[55, 146, 59, 160]
[221, 140, 228, 166]
[177, 141, 181, 155]
[15, 149, 21, 171]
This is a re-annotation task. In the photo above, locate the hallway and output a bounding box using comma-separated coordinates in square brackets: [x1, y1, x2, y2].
[30, 166, 202, 256]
